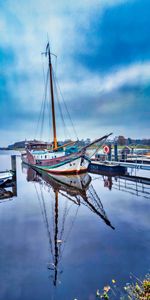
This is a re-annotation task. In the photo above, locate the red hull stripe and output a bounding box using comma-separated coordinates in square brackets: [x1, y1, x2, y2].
[37, 167, 87, 175]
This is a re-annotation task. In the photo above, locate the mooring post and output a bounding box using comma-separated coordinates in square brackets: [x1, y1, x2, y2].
[11, 155, 17, 196]
[11, 155, 16, 177]
[108, 144, 112, 161]
[114, 142, 118, 161]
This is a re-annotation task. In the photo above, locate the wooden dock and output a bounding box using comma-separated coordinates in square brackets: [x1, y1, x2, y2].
[89, 159, 150, 175]
[111, 161, 150, 171]
[89, 161, 126, 175]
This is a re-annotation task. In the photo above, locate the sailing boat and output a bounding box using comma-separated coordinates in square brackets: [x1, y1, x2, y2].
[24, 43, 112, 174]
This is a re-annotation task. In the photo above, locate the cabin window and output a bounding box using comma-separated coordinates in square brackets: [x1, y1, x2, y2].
[70, 163, 72, 166]
[45, 155, 47, 158]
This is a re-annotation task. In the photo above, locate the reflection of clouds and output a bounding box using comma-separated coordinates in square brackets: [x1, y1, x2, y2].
[91, 175, 150, 229]
[0, 164, 149, 299]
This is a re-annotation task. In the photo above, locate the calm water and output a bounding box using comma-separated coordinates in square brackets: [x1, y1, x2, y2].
[0, 152, 149, 300]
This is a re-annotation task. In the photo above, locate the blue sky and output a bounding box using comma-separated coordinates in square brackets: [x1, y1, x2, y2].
[0, 0, 150, 146]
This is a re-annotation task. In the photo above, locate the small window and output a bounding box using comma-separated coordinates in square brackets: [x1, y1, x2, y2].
[45, 155, 47, 158]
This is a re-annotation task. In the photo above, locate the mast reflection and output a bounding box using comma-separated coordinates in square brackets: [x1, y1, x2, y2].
[23, 165, 114, 286]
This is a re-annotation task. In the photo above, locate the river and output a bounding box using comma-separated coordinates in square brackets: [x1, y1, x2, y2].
[0, 152, 149, 300]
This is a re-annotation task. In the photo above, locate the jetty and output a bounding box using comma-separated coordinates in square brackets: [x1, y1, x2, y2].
[0, 155, 17, 201]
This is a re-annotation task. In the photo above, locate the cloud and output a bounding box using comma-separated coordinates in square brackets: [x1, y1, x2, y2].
[0, 0, 150, 145]
[74, 0, 150, 73]
[60, 61, 150, 97]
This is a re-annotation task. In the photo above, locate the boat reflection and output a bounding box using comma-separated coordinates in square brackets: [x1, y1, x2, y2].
[25, 166, 114, 229]
[23, 165, 114, 286]
[98, 173, 150, 199]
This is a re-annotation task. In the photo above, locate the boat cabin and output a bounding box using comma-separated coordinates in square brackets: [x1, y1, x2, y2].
[25, 141, 51, 151]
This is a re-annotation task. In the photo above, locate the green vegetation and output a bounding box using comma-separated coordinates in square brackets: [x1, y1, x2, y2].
[111, 145, 150, 150]
[96, 273, 150, 299]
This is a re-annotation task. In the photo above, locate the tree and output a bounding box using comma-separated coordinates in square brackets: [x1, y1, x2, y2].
[117, 136, 126, 146]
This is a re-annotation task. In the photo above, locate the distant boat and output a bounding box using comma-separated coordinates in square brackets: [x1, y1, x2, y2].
[24, 43, 112, 174]
[0, 171, 13, 185]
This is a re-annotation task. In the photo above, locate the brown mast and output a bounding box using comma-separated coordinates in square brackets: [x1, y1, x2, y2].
[47, 43, 57, 150]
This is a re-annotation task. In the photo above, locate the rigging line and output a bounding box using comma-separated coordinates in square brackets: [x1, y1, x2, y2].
[58, 190, 80, 205]
[34, 182, 54, 257]
[57, 201, 69, 257]
[47, 81, 52, 142]
[39, 184, 55, 261]
[83, 137, 109, 166]
[88, 184, 105, 212]
[54, 54, 57, 77]
[40, 70, 49, 139]
[52, 67, 70, 139]
[34, 182, 49, 232]
[55, 82, 70, 139]
[54, 74, 79, 140]
[35, 91, 45, 139]
[58, 201, 76, 256]
[40, 69, 49, 139]
[59, 200, 68, 241]
[41, 54, 46, 85]
[35, 68, 49, 139]
[59, 205, 80, 262]
[80, 194, 114, 229]
[42, 56, 52, 141]
[35, 60, 48, 139]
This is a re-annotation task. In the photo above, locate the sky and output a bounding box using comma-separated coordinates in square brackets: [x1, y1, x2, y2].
[0, 0, 150, 146]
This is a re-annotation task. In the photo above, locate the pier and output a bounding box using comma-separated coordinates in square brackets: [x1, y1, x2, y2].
[109, 160, 150, 171]
[89, 161, 127, 175]
[0, 155, 17, 201]
[91, 139, 150, 174]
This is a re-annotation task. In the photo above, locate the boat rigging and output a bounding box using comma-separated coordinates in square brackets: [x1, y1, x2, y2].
[23, 43, 112, 174]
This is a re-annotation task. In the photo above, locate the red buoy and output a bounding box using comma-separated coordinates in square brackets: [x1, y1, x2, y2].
[103, 145, 110, 154]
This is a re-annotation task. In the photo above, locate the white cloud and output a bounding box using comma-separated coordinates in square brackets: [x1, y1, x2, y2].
[60, 61, 150, 99]
[0, 0, 131, 64]
[1, 0, 146, 145]
[0, 0, 133, 101]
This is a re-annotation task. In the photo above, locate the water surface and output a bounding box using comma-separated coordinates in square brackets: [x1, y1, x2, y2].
[0, 153, 149, 300]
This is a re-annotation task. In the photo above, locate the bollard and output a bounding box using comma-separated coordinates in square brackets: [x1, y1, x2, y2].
[11, 155, 17, 196]
[108, 144, 112, 161]
[114, 143, 118, 161]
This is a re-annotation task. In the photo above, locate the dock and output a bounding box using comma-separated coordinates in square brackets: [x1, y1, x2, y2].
[89, 158, 150, 177]
[89, 161, 127, 175]
[0, 155, 17, 201]
[110, 161, 150, 171]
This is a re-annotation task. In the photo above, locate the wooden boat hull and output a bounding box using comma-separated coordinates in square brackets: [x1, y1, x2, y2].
[23, 154, 90, 174]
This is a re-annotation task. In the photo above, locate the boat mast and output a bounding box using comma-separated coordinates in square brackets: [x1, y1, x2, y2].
[47, 43, 57, 150]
